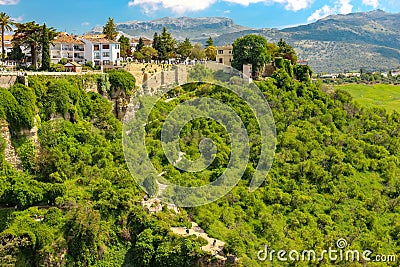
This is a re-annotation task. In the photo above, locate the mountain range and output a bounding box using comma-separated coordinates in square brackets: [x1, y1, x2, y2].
[89, 10, 400, 73]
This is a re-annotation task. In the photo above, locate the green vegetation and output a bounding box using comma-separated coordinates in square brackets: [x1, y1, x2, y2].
[0, 29, 399, 266]
[0, 74, 207, 266]
[334, 83, 400, 113]
[12, 21, 57, 69]
[232, 34, 270, 78]
[103, 17, 118, 41]
[0, 12, 14, 61]
[41, 24, 51, 71]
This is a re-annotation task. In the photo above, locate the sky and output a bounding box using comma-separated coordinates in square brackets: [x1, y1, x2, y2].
[1, 0, 400, 34]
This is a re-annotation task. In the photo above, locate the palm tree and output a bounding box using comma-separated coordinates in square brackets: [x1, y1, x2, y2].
[0, 12, 14, 61]
[13, 21, 42, 69]
[13, 21, 57, 69]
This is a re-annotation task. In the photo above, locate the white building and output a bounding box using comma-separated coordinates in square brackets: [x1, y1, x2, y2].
[82, 37, 121, 67]
[0, 35, 13, 59]
[51, 33, 85, 64]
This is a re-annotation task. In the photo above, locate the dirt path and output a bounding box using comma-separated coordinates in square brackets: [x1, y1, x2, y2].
[171, 221, 226, 259]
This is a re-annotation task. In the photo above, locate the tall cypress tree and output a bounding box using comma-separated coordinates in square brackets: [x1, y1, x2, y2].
[103, 17, 118, 41]
[41, 23, 51, 71]
[156, 37, 167, 61]
[206, 36, 214, 47]
[136, 37, 145, 52]
[152, 32, 159, 50]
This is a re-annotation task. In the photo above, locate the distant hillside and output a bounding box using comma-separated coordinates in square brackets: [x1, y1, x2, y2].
[89, 10, 400, 73]
[88, 17, 251, 41]
[214, 10, 400, 73]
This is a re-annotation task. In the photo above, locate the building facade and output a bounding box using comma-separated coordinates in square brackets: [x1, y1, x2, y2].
[216, 45, 233, 66]
[82, 37, 121, 67]
[51, 33, 85, 64]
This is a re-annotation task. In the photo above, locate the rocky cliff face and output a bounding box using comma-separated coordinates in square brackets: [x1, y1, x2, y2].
[0, 120, 22, 171]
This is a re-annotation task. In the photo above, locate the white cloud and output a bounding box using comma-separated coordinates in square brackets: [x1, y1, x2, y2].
[81, 22, 91, 26]
[362, 0, 379, 8]
[128, 0, 315, 14]
[128, 0, 217, 14]
[0, 0, 19, 5]
[307, 0, 353, 23]
[11, 16, 23, 22]
[338, 0, 353, 14]
[307, 5, 335, 23]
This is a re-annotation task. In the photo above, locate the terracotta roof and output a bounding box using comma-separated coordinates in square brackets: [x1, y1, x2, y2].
[83, 34, 107, 39]
[131, 37, 152, 42]
[83, 37, 119, 44]
[0, 35, 13, 42]
[54, 34, 84, 44]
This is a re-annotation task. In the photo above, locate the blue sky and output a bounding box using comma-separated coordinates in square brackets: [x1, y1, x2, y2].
[1, 0, 399, 34]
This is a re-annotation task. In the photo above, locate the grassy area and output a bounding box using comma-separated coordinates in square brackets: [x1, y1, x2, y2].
[334, 83, 400, 113]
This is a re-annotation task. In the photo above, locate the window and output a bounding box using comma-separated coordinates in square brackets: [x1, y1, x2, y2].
[229, 50, 232, 54]
[94, 45, 100, 51]
[219, 58, 223, 63]
[115, 44, 120, 49]
[103, 52, 110, 57]
[218, 50, 224, 54]
[102, 44, 110, 49]
[94, 52, 100, 59]
[103, 60, 111, 65]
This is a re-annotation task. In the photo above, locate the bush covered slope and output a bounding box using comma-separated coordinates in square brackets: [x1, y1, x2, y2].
[0, 65, 399, 266]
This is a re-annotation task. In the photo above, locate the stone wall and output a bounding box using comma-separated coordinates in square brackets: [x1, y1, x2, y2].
[0, 75, 17, 89]
[142, 66, 189, 95]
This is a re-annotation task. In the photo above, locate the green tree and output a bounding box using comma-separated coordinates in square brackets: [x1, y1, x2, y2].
[160, 26, 176, 60]
[205, 46, 216, 61]
[206, 36, 214, 47]
[103, 17, 117, 41]
[132, 229, 155, 267]
[106, 69, 136, 96]
[152, 32, 159, 50]
[66, 206, 102, 264]
[141, 46, 157, 62]
[118, 35, 131, 58]
[232, 34, 270, 78]
[177, 38, 192, 60]
[0, 12, 13, 61]
[7, 44, 24, 61]
[156, 36, 168, 61]
[13, 21, 42, 69]
[41, 23, 51, 71]
[133, 51, 144, 62]
[277, 38, 298, 65]
[190, 43, 205, 60]
[136, 37, 145, 52]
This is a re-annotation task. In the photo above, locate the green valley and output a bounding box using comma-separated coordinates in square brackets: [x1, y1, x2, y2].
[335, 83, 400, 113]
